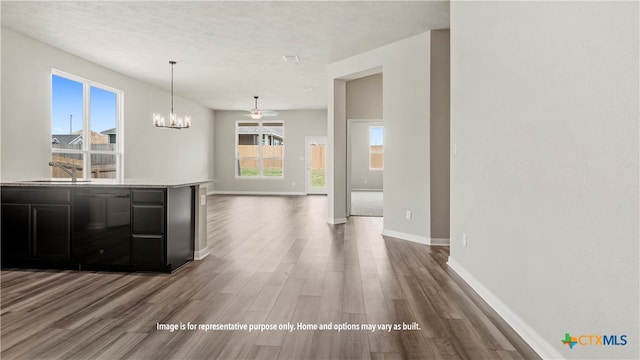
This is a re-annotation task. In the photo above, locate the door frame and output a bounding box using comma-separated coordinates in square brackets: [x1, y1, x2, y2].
[305, 136, 328, 194]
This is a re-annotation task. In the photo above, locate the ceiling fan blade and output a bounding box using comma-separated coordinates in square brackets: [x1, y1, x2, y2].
[245, 96, 278, 118]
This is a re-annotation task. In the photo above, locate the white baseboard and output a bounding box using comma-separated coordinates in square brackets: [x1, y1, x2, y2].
[351, 188, 383, 192]
[381, 229, 430, 245]
[211, 190, 306, 196]
[194, 248, 210, 260]
[381, 229, 449, 246]
[430, 237, 450, 246]
[446, 257, 557, 360]
[328, 217, 348, 225]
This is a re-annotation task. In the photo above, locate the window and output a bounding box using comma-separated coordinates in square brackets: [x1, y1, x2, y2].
[236, 121, 284, 178]
[369, 126, 384, 170]
[51, 71, 123, 179]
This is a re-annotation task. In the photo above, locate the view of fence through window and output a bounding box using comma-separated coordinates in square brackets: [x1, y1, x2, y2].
[236, 122, 284, 177]
[310, 143, 326, 188]
[51, 73, 121, 179]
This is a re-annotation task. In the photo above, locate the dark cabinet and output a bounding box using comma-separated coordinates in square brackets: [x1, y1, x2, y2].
[31, 205, 70, 261]
[72, 189, 131, 267]
[1, 185, 194, 273]
[1, 204, 30, 266]
[132, 235, 165, 269]
[131, 189, 167, 270]
[132, 205, 164, 234]
[131, 188, 194, 272]
[1, 188, 72, 268]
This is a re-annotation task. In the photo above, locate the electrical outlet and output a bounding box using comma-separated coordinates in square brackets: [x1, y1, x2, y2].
[463, 233, 467, 247]
[200, 195, 206, 206]
[405, 210, 412, 220]
[292, 182, 296, 187]
[453, 143, 458, 155]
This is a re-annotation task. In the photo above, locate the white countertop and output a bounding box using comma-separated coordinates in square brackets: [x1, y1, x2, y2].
[1, 178, 214, 188]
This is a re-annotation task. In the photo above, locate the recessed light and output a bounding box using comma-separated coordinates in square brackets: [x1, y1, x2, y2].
[282, 55, 300, 62]
[303, 87, 314, 91]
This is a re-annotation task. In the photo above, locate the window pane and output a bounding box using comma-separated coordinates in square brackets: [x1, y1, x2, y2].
[51, 75, 83, 151]
[370, 127, 383, 146]
[311, 144, 326, 187]
[237, 122, 260, 177]
[370, 153, 384, 169]
[50, 153, 83, 178]
[262, 123, 283, 177]
[90, 153, 117, 179]
[90, 86, 117, 151]
[370, 126, 384, 170]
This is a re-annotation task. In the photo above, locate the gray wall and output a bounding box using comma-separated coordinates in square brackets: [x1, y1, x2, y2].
[449, 2, 638, 359]
[347, 73, 383, 119]
[213, 110, 327, 194]
[349, 121, 383, 191]
[430, 30, 450, 241]
[346, 73, 384, 191]
[1, 28, 215, 184]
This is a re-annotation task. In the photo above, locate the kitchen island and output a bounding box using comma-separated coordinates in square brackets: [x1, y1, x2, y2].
[1, 179, 208, 273]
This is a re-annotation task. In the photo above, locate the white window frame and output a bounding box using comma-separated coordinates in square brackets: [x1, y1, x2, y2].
[369, 125, 384, 171]
[51, 69, 124, 181]
[235, 120, 284, 179]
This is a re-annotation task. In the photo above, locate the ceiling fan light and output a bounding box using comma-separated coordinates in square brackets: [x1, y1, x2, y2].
[250, 112, 262, 120]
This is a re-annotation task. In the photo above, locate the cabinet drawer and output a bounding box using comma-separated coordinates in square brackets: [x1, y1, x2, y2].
[2, 188, 70, 204]
[132, 205, 165, 234]
[132, 235, 165, 268]
[132, 189, 165, 204]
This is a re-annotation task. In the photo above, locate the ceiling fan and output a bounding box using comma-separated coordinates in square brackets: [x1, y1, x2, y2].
[246, 96, 278, 120]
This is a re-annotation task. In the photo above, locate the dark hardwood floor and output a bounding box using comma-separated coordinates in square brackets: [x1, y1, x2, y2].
[1, 195, 540, 359]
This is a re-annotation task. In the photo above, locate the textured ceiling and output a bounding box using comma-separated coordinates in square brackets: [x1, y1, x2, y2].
[1, 1, 449, 111]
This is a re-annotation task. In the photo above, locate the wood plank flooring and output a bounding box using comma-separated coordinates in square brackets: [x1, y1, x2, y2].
[1, 195, 540, 359]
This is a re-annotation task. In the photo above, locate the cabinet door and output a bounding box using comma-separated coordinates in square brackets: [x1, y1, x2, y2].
[1, 204, 30, 266]
[31, 205, 70, 261]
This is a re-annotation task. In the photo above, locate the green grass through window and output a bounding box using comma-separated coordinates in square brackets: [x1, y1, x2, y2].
[311, 169, 325, 187]
[239, 168, 282, 177]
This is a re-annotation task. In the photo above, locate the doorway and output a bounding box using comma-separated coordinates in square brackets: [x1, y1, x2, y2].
[305, 136, 327, 194]
[347, 120, 383, 216]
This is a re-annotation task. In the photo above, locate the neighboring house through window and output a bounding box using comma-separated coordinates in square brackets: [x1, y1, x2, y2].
[51, 71, 123, 179]
[370, 126, 384, 170]
[236, 121, 284, 178]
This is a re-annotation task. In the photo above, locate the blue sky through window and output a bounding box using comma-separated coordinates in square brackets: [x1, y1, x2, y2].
[51, 74, 116, 135]
[370, 126, 383, 146]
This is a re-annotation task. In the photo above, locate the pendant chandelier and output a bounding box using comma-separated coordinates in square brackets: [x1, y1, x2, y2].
[153, 61, 191, 129]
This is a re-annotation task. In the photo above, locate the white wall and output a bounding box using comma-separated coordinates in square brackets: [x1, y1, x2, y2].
[329, 33, 433, 242]
[213, 110, 327, 194]
[1, 28, 215, 184]
[449, 2, 638, 359]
